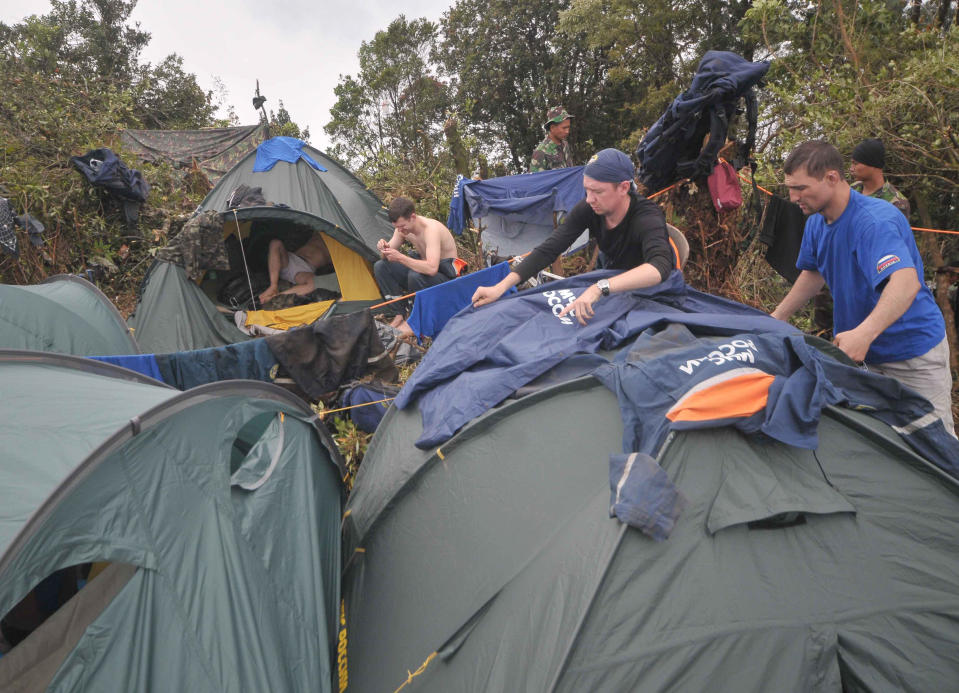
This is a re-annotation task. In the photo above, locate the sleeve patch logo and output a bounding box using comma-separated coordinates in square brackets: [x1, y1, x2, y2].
[876, 254, 901, 273]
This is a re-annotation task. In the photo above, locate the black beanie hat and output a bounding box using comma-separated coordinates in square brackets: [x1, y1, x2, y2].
[852, 138, 885, 169]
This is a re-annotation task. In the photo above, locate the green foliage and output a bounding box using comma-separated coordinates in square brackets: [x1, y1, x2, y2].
[326, 15, 449, 173]
[0, 1, 213, 297]
[741, 0, 959, 235]
[265, 100, 310, 141]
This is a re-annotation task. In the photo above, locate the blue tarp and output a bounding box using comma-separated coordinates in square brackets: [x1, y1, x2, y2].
[407, 262, 513, 342]
[396, 271, 797, 448]
[253, 136, 327, 173]
[446, 167, 587, 234]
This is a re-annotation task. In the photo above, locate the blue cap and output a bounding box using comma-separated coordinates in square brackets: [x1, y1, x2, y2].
[583, 148, 635, 183]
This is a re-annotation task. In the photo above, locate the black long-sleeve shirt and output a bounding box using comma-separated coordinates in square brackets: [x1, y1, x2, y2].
[512, 192, 674, 283]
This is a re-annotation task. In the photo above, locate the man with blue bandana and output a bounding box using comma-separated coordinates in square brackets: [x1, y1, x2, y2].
[471, 148, 674, 324]
[772, 140, 954, 436]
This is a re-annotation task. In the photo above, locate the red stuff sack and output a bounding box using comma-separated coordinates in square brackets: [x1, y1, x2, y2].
[707, 160, 743, 212]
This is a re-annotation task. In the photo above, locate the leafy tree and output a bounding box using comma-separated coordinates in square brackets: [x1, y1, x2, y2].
[326, 16, 449, 173]
[265, 100, 310, 141]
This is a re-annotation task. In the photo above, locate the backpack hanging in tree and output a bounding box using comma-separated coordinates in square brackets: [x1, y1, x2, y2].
[635, 51, 769, 192]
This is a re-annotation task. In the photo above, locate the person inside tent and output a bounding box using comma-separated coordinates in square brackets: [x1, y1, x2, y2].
[471, 148, 674, 325]
[257, 234, 332, 305]
[849, 137, 911, 217]
[771, 140, 953, 436]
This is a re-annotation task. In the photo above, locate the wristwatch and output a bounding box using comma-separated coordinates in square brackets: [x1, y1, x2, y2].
[596, 278, 611, 297]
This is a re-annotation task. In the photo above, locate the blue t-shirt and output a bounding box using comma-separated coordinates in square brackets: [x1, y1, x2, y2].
[796, 189, 944, 363]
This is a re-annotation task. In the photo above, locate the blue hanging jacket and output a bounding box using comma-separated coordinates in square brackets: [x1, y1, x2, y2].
[253, 136, 327, 172]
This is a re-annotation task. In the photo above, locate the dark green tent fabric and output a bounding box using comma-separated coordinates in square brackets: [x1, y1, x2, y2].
[0, 352, 343, 692]
[342, 374, 959, 692]
[0, 274, 139, 355]
[198, 143, 392, 260]
[128, 261, 250, 353]
[120, 124, 269, 183]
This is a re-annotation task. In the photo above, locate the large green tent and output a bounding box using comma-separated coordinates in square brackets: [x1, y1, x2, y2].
[0, 274, 139, 355]
[129, 138, 393, 353]
[342, 368, 959, 691]
[0, 351, 343, 692]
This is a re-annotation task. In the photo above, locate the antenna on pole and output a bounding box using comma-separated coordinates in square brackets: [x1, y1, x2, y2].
[253, 80, 269, 132]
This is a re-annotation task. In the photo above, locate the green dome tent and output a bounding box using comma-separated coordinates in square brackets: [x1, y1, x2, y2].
[342, 355, 959, 692]
[0, 275, 139, 355]
[0, 351, 343, 692]
[129, 139, 393, 354]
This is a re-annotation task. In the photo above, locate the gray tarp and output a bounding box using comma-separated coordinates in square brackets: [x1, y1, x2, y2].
[121, 124, 269, 183]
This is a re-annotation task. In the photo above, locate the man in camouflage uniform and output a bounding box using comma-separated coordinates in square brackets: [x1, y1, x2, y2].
[530, 106, 574, 173]
[849, 138, 911, 218]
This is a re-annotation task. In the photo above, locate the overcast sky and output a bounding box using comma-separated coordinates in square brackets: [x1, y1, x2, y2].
[3, 0, 453, 149]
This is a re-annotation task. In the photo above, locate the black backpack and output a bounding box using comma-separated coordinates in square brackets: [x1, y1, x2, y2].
[636, 51, 770, 192]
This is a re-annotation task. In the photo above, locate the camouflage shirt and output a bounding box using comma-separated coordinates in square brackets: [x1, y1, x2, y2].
[530, 136, 573, 173]
[852, 180, 910, 218]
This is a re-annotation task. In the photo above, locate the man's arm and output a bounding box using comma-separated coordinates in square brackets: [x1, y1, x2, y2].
[833, 267, 921, 361]
[557, 263, 664, 325]
[770, 270, 826, 321]
[471, 203, 592, 307]
[389, 227, 443, 276]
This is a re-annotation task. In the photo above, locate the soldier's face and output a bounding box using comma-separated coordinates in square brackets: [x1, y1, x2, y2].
[550, 119, 571, 140]
[849, 160, 877, 182]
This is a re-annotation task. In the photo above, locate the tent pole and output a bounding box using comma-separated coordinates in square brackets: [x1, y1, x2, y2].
[231, 209, 258, 309]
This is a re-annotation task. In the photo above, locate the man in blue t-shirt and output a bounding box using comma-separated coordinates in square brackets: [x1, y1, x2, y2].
[771, 141, 954, 436]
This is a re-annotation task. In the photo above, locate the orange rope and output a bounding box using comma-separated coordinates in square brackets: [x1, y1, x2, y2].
[369, 292, 416, 310]
[717, 158, 958, 236]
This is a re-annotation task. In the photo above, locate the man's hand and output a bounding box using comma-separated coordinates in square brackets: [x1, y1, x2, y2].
[472, 283, 507, 307]
[833, 327, 875, 363]
[376, 238, 388, 255]
[558, 284, 601, 326]
[382, 246, 403, 263]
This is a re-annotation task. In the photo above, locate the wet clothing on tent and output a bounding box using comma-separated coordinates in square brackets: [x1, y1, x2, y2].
[797, 189, 944, 364]
[758, 195, 805, 283]
[253, 137, 327, 173]
[154, 338, 277, 390]
[512, 192, 674, 284]
[265, 310, 396, 400]
[406, 262, 513, 341]
[395, 271, 797, 449]
[89, 354, 164, 382]
[595, 323, 959, 539]
[446, 166, 586, 235]
[155, 210, 229, 281]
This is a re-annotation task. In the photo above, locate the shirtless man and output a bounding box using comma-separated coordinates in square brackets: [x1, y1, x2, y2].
[258, 234, 332, 304]
[374, 196, 460, 302]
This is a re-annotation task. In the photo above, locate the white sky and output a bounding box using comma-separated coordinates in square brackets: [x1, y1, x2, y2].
[2, 0, 452, 148]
